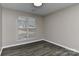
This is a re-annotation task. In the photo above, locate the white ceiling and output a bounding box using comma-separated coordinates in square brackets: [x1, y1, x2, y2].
[1, 3, 75, 16]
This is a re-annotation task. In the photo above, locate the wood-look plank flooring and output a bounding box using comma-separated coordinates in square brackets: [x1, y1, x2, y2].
[1, 40, 79, 56]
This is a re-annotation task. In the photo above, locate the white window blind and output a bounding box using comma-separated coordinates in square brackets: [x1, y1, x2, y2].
[17, 16, 37, 41]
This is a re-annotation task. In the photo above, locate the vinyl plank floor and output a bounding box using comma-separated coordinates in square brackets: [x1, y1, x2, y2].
[1, 40, 79, 56]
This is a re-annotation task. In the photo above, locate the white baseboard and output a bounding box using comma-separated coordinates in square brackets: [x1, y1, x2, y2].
[44, 39, 79, 53]
[2, 39, 44, 49]
[0, 48, 3, 56]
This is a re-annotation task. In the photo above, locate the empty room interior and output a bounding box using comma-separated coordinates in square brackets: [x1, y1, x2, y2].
[1, 3, 79, 56]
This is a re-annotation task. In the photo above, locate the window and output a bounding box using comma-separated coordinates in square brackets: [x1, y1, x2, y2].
[17, 16, 37, 40]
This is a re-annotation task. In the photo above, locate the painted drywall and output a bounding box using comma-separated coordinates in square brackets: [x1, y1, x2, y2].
[44, 4, 79, 51]
[2, 8, 44, 48]
[0, 4, 2, 54]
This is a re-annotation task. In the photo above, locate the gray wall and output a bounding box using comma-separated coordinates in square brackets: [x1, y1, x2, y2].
[2, 8, 44, 48]
[44, 4, 79, 51]
[0, 4, 2, 54]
